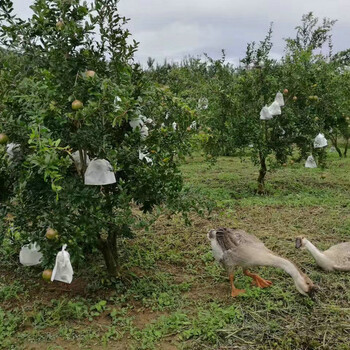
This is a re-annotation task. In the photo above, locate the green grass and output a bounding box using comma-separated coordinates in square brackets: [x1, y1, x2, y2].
[1, 150, 350, 349]
[181, 152, 350, 207]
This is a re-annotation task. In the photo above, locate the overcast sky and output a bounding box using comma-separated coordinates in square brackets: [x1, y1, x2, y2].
[11, 0, 350, 66]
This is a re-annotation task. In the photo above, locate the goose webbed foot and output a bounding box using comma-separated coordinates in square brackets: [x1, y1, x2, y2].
[229, 274, 245, 297]
[243, 269, 272, 288]
[231, 288, 246, 297]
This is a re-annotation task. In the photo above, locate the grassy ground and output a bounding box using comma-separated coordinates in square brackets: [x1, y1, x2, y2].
[1, 150, 350, 349]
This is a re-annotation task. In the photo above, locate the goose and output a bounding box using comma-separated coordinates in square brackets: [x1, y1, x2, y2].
[295, 236, 350, 271]
[208, 228, 316, 297]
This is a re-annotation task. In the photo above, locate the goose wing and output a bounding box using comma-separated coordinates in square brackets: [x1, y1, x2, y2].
[215, 228, 265, 252]
[215, 228, 272, 269]
[325, 242, 350, 255]
[325, 242, 350, 269]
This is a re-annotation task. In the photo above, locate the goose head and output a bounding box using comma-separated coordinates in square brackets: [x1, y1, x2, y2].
[294, 271, 317, 297]
[207, 229, 224, 262]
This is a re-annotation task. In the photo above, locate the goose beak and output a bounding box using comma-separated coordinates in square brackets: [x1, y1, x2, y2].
[207, 229, 216, 240]
[308, 285, 318, 300]
[295, 237, 302, 249]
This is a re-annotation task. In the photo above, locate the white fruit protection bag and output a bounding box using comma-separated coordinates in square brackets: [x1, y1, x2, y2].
[314, 133, 328, 148]
[72, 150, 90, 174]
[51, 244, 74, 284]
[260, 91, 284, 120]
[305, 155, 317, 168]
[268, 101, 282, 116]
[260, 106, 273, 120]
[84, 159, 116, 185]
[19, 242, 43, 266]
[6, 143, 21, 160]
[197, 97, 209, 110]
[274, 92, 285, 107]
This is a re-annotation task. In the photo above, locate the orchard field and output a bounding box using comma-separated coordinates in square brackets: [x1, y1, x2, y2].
[1, 1, 350, 349]
[1, 151, 350, 349]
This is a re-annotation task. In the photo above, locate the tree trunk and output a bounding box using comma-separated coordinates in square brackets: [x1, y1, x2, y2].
[330, 135, 342, 157]
[344, 138, 349, 157]
[335, 146, 343, 158]
[316, 148, 327, 169]
[98, 234, 119, 276]
[257, 153, 267, 194]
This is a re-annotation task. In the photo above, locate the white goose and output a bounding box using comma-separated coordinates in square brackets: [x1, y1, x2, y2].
[208, 228, 316, 297]
[296, 237, 350, 271]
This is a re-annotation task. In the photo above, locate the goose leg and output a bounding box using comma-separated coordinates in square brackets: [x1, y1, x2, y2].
[229, 274, 245, 297]
[243, 269, 272, 288]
